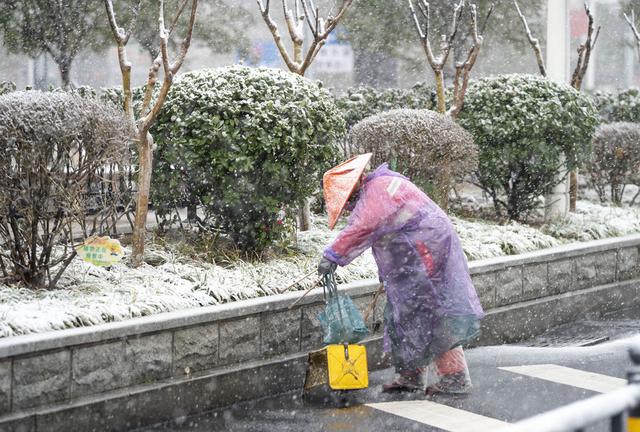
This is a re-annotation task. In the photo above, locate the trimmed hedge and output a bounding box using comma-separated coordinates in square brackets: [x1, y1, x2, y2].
[152, 66, 345, 250]
[335, 83, 435, 131]
[0, 81, 15, 95]
[458, 74, 599, 220]
[587, 122, 640, 205]
[594, 88, 640, 124]
[349, 109, 477, 208]
[0, 91, 132, 288]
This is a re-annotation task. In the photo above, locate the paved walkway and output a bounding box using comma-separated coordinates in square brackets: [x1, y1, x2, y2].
[139, 307, 640, 432]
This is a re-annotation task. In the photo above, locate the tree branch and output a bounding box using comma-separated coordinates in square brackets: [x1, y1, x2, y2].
[104, 0, 134, 122]
[448, 2, 487, 119]
[140, 0, 199, 132]
[513, 0, 546, 76]
[571, 3, 599, 90]
[300, 0, 318, 38]
[257, 0, 299, 72]
[439, 0, 464, 67]
[624, 10, 640, 62]
[139, 0, 191, 117]
[408, 0, 438, 69]
[282, 0, 304, 64]
[170, 0, 197, 73]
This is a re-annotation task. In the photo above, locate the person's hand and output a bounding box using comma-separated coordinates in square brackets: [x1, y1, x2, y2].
[317, 257, 337, 275]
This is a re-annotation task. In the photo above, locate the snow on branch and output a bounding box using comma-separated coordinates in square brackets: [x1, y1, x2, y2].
[513, 0, 546, 76]
[449, 3, 493, 119]
[624, 9, 640, 62]
[257, 0, 353, 75]
[409, 0, 491, 119]
[408, 0, 463, 74]
[570, 3, 600, 90]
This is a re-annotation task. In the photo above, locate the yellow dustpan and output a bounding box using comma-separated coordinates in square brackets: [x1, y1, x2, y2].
[326, 343, 368, 390]
[303, 271, 370, 392]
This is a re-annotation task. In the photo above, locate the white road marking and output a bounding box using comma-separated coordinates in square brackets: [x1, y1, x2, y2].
[499, 364, 626, 393]
[366, 400, 510, 432]
[366, 365, 624, 430]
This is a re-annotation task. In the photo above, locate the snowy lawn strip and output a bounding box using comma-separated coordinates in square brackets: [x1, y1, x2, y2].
[0, 200, 638, 338]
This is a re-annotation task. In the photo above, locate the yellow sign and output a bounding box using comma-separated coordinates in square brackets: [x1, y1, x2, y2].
[76, 236, 125, 267]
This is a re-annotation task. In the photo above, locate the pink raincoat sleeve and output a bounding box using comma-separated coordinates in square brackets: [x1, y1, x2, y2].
[323, 178, 399, 266]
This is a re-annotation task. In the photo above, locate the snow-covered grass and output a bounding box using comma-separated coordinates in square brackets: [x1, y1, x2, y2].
[542, 201, 640, 241]
[0, 200, 638, 338]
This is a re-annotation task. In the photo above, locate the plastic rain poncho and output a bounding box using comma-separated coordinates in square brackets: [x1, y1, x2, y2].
[323, 164, 484, 372]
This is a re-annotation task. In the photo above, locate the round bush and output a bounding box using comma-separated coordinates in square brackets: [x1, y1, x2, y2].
[349, 109, 477, 207]
[594, 88, 640, 124]
[0, 81, 15, 96]
[336, 83, 435, 133]
[152, 66, 345, 250]
[0, 91, 132, 288]
[458, 74, 599, 220]
[587, 122, 640, 205]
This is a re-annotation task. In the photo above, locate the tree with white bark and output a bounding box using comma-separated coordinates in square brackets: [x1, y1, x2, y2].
[408, 0, 493, 120]
[104, 0, 198, 267]
[514, 0, 599, 213]
[256, 0, 353, 231]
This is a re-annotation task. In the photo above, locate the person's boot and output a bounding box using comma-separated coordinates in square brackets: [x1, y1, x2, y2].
[382, 369, 423, 393]
[425, 370, 472, 395]
[424, 348, 472, 395]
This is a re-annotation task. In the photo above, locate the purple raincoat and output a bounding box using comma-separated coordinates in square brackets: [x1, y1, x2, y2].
[324, 164, 484, 372]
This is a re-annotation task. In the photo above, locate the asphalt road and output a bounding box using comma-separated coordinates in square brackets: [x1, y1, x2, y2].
[139, 307, 640, 432]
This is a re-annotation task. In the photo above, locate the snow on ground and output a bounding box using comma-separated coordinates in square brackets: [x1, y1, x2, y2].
[1, 200, 639, 338]
[542, 201, 640, 241]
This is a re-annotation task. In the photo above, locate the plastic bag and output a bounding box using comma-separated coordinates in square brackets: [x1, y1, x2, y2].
[423, 347, 472, 394]
[317, 272, 368, 344]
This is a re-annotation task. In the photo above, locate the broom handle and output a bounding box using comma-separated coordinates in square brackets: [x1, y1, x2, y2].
[363, 282, 385, 323]
[287, 280, 320, 309]
[279, 269, 316, 294]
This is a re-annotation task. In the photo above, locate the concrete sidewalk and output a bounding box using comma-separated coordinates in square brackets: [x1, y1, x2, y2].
[140, 309, 640, 431]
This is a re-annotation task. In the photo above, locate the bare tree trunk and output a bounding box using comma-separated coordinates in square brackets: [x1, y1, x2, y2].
[131, 131, 153, 267]
[434, 69, 446, 114]
[569, 4, 599, 212]
[59, 59, 72, 89]
[106, 0, 198, 265]
[569, 169, 578, 212]
[298, 200, 311, 231]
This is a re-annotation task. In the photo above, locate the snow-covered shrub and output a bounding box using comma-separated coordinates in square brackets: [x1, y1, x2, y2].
[152, 66, 345, 251]
[594, 88, 640, 123]
[98, 85, 146, 113]
[458, 74, 598, 220]
[587, 122, 640, 205]
[0, 81, 15, 95]
[335, 83, 435, 132]
[0, 91, 133, 289]
[349, 109, 477, 207]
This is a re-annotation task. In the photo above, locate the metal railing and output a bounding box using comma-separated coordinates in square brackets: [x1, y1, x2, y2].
[500, 340, 640, 432]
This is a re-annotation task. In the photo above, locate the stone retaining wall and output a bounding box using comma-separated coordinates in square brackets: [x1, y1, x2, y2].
[0, 235, 639, 431]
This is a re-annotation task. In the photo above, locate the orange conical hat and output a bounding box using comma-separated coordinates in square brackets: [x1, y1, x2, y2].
[323, 153, 372, 230]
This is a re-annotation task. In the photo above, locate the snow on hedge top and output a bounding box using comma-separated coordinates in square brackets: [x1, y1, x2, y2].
[0, 201, 638, 338]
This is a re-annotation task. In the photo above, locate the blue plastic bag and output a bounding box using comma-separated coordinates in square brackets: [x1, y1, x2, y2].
[317, 272, 368, 344]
